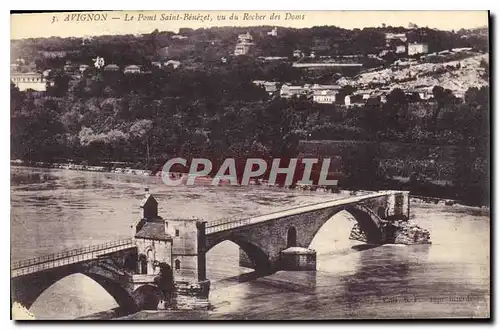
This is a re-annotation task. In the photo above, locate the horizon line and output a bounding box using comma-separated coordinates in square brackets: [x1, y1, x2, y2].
[10, 11, 489, 40]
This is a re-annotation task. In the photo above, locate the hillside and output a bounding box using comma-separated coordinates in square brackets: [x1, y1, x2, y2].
[339, 53, 489, 95]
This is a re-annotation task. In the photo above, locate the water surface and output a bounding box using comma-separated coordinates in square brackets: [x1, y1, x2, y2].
[10, 167, 490, 319]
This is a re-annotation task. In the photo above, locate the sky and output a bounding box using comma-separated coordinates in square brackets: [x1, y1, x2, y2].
[10, 11, 489, 39]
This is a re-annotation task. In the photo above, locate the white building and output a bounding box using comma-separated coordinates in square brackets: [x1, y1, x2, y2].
[280, 84, 310, 98]
[311, 84, 341, 92]
[344, 95, 351, 106]
[124, 65, 141, 74]
[11, 72, 46, 92]
[313, 90, 337, 104]
[396, 45, 406, 54]
[293, 50, 304, 58]
[234, 42, 252, 56]
[79, 64, 90, 73]
[408, 43, 429, 56]
[164, 60, 181, 69]
[237, 32, 253, 43]
[385, 33, 407, 46]
[267, 27, 278, 37]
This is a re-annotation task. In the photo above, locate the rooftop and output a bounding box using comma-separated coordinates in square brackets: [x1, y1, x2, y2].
[135, 221, 172, 241]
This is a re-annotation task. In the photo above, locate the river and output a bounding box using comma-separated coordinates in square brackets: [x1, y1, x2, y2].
[10, 166, 490, 319]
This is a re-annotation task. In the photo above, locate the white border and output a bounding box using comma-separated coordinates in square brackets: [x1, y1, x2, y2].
[3, 1, 496, 329]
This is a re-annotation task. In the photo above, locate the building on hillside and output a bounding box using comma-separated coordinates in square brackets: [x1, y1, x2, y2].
[311, 84, 341, 92]
[104, 64, 120, 72]
[172, 35, 188, 40]
[267, 27, 278, 37]
[396, 45, 407, 54]
[312, 90, 337, 104]
[344, 94, 365, 107]
[151, 61, 162, 69]
[63, 61, 77, 74]
[124, 65, 141, 74]
[164, 60, 181, 69]
[11, 72, 47, 92]
[38, 50, 67, 58]
[237, 32, 253, 43]
[293, 50, 304, 58]
[234, 31, 254, 56]
[254, 80, 279, 95]
[234, 42, 252, 56]
[280, 84, 310, 99]
[79, 64, 90, 73]
[408, 43, 429, 56]
[385, 33, 407, 47]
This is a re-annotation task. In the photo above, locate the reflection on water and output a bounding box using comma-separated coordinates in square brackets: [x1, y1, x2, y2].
[10, 166, 490, 319]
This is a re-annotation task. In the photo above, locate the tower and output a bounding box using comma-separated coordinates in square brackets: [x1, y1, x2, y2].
[133, 189, 173, 277]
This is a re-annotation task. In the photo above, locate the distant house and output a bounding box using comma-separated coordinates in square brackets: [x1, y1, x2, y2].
[344, 95, 351, 106]
[104, 64, 120, 72]
[396, 45, 406, 54]
[280, 84, 310, 98]
[408, 43, 429, 56]
[344, 94, 364, 107]
[267, 27, 278, 37]
[124, 65, 141, 74]
[151, 61, 162, 68]
[38, 50, 67, 58]
[378, 50, 389, 57]
[293, 50, 304, 58]
[237, 32, 253, 43]
[221, 57, 228, 64]
[453, 91, 466, 100]
[79, 64, 89, 73]
[311, 84, 341, 92]
[234, 42, 252, 56]
[164, 60, 181, 69]
[385, 33, 407, 47]
[252, 80, 266, 86]
[64, 63, 77, 74]
[11, 72, 46, 91]
[171, 35, 188, 40]
[313, 90, 337, 104]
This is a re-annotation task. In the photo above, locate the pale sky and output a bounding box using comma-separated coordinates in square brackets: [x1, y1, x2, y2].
[11, 11, 488, 39]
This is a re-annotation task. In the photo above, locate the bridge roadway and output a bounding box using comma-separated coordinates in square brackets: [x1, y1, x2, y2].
[11, 239, 135, 278]
[205, 190, 390, 234]
[11, 190, 394, 279]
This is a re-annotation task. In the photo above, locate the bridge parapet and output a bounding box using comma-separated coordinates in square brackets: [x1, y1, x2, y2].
[11, 239, 135, 278]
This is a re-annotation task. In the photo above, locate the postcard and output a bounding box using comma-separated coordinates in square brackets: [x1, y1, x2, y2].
[10, 10, 490, 320]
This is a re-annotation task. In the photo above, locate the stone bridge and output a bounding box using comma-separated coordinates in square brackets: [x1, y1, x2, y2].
[197, 190, 410, 277]
[10, 240, 165, 313]
[11, 190, 414, 314]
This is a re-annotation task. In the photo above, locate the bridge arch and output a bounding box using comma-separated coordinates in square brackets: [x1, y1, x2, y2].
[13, 269, 138, 313]
[206, 236, 271, 273]
[303, 204, 384, 249]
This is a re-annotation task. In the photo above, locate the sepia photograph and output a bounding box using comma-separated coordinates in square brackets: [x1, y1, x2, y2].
[9, 10, 490, 320]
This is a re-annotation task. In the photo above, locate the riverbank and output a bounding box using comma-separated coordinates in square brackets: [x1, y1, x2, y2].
[10, 160, 487, 209]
